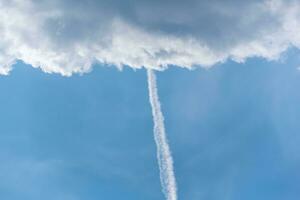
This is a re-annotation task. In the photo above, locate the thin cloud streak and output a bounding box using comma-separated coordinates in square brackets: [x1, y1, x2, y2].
[147, 69, 177, 200]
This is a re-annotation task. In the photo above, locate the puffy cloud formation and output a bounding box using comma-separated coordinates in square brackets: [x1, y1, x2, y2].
[0, 0, 300, 75]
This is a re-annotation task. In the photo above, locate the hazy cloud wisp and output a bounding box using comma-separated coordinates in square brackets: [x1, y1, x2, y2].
[147, 69, 177, 200]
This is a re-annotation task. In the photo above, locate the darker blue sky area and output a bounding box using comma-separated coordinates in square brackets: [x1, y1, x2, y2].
[0, 49, 300, 200]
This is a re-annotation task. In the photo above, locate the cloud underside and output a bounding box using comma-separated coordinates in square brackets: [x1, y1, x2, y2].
[0, 0, 300, 75]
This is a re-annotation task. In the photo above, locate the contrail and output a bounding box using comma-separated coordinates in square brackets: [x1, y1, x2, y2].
[147, 69, 177, 200]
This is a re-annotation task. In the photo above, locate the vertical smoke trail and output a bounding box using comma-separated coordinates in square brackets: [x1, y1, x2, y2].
[147, 69, 177, 200]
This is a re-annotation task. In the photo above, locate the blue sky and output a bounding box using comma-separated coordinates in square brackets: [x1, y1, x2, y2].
[1, 48, 300, 200]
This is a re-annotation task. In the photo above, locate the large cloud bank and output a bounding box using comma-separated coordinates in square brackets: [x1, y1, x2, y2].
[0, 0, 300, 75]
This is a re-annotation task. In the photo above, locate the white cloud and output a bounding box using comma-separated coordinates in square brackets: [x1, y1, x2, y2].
[0, 0, 300, 75]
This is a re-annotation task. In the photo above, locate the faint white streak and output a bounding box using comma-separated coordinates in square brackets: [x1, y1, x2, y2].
[147, 69, 177, 200]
